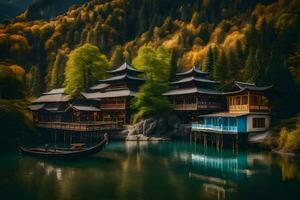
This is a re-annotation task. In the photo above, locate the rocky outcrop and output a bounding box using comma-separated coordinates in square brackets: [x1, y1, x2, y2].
[125, 116, 190, 140]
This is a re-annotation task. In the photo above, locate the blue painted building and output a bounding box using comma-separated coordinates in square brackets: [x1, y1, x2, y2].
[192, 82, 273, 135]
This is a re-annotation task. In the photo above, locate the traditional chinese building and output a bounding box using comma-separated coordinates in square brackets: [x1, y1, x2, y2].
[163, 66, 224, 121]
[28, 88, 102, 131]
[191, 81, 273, 148]
[82, 62, 145, 124]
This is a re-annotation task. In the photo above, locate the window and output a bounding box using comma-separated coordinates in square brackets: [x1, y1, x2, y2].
[236, 96, 241, 105]
[253, 118, 266, 128]
[242, 96, 248, 105]
[251, 96, 259, 105]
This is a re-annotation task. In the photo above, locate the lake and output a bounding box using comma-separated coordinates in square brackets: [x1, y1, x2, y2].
[1, 141, 300, 200]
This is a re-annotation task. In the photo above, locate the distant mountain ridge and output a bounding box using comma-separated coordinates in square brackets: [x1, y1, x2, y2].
[0, 0, 87, 22]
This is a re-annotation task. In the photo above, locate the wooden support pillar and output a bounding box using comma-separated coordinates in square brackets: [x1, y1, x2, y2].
[63, 131, 66, 147]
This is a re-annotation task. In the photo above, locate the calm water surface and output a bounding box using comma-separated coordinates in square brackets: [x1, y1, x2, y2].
[1, 141, 300, 200]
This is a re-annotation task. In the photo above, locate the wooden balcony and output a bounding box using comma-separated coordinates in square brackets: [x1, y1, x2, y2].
[192, 123, 238, 133]
[174, 103, 222, 111]
[100, 104, 126, 110]
[229, 105, 270, 113]
[174, 104, 197, 111]
[37, 121, 123, 131]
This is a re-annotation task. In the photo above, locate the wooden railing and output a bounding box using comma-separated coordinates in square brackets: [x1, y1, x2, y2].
[100, 104, 126, 110]
[37, 121, 124, 131]
[229, 104, 270, 113]
[173, 103, 222, 111]
[192, 123, 238, 133]
[174, 104, 198, 111]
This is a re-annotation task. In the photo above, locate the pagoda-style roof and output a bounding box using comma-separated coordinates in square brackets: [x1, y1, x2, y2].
[81, 89, 136, 99]
[43, 88, 65, 95]
[99, 73, 145, 83]
[90, 83, 110, 90]
[32, 93, 71, 103]
[163, 87, 223, 96]
[224, 81, 273, 95]
[176, 66, 209, 76]
[170, 76, 219, 85]
[67, 104, 100, 112]
[107, 62, 143, 75]
[27, 104, 45, 111]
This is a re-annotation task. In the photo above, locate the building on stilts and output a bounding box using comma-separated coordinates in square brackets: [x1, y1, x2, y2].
[191, 81, 273, 148]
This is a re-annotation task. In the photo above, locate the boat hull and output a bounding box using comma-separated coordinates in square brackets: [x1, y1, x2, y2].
[19, 138, 107, 159]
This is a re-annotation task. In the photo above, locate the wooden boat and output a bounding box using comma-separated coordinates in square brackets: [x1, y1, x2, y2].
[19, 136, 108, 159]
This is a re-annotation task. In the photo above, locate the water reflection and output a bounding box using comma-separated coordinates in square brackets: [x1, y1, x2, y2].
[1, 142, 300, 200]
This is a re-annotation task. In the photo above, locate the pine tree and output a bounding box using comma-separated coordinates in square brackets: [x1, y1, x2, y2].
[203, 46, 216, 77]
[50, 51, 66, 89]
[110, 46, 125, 68]
[191, 12, 200, 26]
[244, 48, 256, 82]
[29, 66, 40, 97]
[214, 49, 227, 81]
[169, 49, 178, 81]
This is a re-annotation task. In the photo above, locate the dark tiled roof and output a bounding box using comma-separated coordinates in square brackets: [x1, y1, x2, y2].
[107, 62, 143, 74]
[90, 83, 110, 90]
[32, 93, 71, 103]
[169, 76, 219, 85]
[81, 89, 136, 99]
[43, 88, 65, 95]
[27, 104, 45, 111]
[99, 73, 145, 83]
[176, 66, 209, 76]
[163, 87, 223, 96]
[69, 105, 100, 112]
[224, 81, 273, 95]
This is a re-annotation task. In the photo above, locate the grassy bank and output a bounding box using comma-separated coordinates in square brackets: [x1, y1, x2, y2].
[0, 99, 36, 149]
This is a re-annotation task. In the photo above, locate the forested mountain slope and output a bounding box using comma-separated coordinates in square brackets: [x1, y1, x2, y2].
[0, 0, 299, 114]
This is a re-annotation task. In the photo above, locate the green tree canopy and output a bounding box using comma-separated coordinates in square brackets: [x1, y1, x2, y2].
[64, 43, 109, 97]
[133, 45, 171, 83]
[131, 45, 172, 122]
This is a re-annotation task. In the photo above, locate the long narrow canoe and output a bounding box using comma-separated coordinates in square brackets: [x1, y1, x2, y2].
[19, 137, 108, 159]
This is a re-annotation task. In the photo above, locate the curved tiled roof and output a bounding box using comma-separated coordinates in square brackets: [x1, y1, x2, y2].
[90, 83, 110, 90]
[42, 88, 65, 95]
[99, 73, 145, 83]
[81, 89, 136, 99]
[32, 93, 71, 103]
[224, 81, 273, 95]
[169, 76, 219, 85]
[163, 87, 223, 96]
[107, 62, 143, 74]
[176, 66, 209, 76]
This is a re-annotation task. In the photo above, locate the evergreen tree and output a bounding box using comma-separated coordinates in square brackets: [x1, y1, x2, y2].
[169, 49, 178, 82]
[214, 49, 227, 81]
[110, 46, 125, 68]
[227, 49, 240, 79]
[203, 46, 216, 77]
[191, 12, 200, 26]
[28, 66, 40, 97]
[50, 51, 66, 89]
[244, 48, 256, 82]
